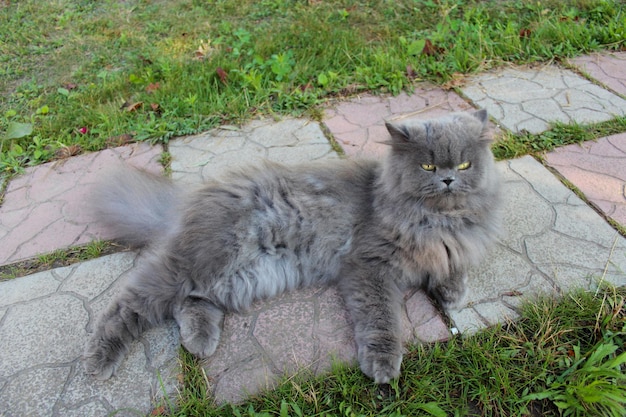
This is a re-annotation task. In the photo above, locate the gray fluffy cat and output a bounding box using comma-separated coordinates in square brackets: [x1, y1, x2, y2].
[84, 110, 501, 384]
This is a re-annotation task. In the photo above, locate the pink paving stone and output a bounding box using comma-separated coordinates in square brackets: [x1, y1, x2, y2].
[569, 52, 626, 97]
[324, 83, 473, 158]
[202, 284, 449, 404]
[315, 288, 357, 370]
[252, 300, 317, 374]
[0, 143, 163, 266]
[544, 133, 626, 225]
[404, 290, 450, 343]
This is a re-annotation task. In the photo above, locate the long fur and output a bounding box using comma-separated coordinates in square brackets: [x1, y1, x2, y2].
[84, 110, 501, 383]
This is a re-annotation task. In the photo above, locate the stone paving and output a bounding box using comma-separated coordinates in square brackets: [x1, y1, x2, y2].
[462, 63, 626, 134]
[1, 51, 626, 416]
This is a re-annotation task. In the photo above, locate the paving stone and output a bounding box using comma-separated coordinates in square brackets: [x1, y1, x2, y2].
[0, 366, 71, 417]
[544, 133, 626, 225]
[203, 283, 448, 404]
[0, 268, 61, 307]
[0, 143, 163, 266]
[462, 65, 626, 134]
[0, 294, 88, 378]
[0, 253, 178, 417]
[450, 156, 626, 334]
[59, 252, 137, 300]
[170, 118, 338, 185]
[569, 51, 626, 97]
[323, 83, 474, 157]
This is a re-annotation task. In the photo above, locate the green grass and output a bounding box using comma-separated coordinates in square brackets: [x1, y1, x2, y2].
[1, 0, 625, 174]
[153, 286, 626, 416]
[0, 240, 122, 281]
[492, 116, 626, 160]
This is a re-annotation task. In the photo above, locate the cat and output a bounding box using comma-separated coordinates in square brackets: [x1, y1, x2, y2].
[84, 109, 501, 384]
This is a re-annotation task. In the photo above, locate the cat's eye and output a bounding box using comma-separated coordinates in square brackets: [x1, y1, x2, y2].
[457, 161, 471, 170]
[421, 164, 436, 171]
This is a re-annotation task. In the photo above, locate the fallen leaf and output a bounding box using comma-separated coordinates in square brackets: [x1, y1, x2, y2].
[422, 39, 444, 56]
[63, 83, 78, 90]
[442, 72, 466, 90]
[216, 67, 228, 84]
[151, 405, 167, 416]
[125, 102, 143, 112]
[519, 28, 532, 38]
[77, 126, 88, 135]
[299, 82, 313, 92]
[502, 290, 523, 297]
[55, 144, 82, 159]
[138, 55, 153, 66]
[105, 133, 134, 147]
[406, 65, 418, 80]
[146, 82, 160, 93]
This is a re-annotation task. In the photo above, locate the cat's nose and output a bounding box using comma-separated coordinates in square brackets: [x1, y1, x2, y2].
[442, 178, 454, 186]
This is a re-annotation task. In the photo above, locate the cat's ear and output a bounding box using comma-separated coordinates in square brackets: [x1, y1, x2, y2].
[472, 109, 488, 126]
[384, 121, 412, 148]
[471, 109, 493, 144]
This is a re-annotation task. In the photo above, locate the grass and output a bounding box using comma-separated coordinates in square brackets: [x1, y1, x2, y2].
[492, 116, 626, 160]
[1, 0, 625, 175]
[152, 285, 626, 416]
[0, 240, 123, 281]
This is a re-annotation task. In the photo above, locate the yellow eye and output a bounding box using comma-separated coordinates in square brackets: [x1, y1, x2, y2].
[421, 164, 436, 171]
[457, 161, 471, 170]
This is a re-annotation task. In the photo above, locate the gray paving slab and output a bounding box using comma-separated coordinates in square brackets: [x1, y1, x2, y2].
[169, 118, 339, 186]
[0, 252, 180, 417]
[462, 64, 626, 134]
[450, 156, 626, 333]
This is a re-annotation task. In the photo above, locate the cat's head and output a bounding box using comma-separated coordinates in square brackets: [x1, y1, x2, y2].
[382, 110, 496, 200]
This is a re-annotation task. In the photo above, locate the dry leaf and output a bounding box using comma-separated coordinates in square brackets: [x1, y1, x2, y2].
[422, 39, 444, 56]
[106, 133, 134, 147]
[146, 82, 160, 93]
[406, 65, 418, 80]
[55, 144, 82, 159]
[125, 102, 143, 112]
[519, 28, 532, 38]
[216, 67, 228, 84]
[442, 72, 466, 90]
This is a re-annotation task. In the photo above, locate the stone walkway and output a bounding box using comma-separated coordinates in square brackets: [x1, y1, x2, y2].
[1, 51, 626, 416]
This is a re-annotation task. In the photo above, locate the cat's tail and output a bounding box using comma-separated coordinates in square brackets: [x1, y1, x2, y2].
[90, 166, 182, 248]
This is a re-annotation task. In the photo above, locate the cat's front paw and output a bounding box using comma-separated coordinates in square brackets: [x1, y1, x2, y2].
[432, 275, 468, 311]
[358, 347, 403, 384]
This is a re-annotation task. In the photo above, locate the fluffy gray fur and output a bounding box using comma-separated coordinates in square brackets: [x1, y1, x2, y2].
[84, 110, 501, 384]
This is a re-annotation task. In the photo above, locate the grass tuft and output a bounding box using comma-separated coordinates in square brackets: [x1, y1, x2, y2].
[0, 240, 123, 281]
